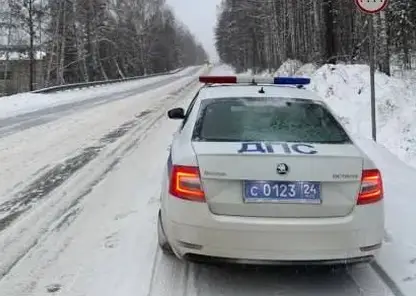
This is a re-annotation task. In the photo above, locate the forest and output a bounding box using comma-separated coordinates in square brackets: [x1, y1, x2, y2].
[215, 0, 416, 74]
[0, 0, 207, 89]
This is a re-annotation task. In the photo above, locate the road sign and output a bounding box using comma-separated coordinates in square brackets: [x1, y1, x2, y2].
[355, 0, 388, 14]
[355, 0, 388, 142]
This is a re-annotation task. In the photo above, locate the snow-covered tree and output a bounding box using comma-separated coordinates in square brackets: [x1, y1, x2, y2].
[215, 0, 416, 74]
[0, 0, 208, 90]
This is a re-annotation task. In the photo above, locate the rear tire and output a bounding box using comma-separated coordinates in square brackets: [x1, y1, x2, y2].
[158, 209, 173, 255]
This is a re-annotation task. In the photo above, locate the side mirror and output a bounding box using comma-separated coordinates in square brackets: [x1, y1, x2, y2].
[167, 107, 185, 119]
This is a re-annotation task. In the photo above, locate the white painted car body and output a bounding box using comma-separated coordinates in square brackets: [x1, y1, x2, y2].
[158, 81, 385, 265]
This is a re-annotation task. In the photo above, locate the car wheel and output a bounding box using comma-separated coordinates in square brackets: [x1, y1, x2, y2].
[158, 209, 173, 255]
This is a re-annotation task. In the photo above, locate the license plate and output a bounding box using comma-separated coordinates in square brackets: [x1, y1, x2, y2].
[243, 181, 321, 204]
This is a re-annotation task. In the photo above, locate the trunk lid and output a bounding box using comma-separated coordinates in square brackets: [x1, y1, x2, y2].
[192, 141, 363, 218]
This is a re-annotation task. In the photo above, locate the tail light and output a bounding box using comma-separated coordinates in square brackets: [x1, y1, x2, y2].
[169, 165, 206, 202]
[357, 169, 383, 205]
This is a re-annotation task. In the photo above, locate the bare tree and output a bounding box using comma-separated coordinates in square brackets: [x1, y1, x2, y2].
[215, 0, 416, 74]
[0, 0, 208, 92]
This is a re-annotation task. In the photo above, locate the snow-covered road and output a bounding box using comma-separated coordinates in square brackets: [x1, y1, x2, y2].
[0, 67, 202, 200]
[0, 66, 207, 275]
[0, 67, 201, 138]
[0, 64, 413, 296]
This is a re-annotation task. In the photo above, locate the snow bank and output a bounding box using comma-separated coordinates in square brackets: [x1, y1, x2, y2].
[238, 60, 304, 77]
[307, 64, 416, 296]
[308, 64, 416, 168]
[295, 63, 318, 76]
[275, 59, 303, 76]
[240, 62, 416, 168]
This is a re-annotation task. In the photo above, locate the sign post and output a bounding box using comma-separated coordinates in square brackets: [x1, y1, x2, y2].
[369, 15, 377, 142]
[354, 0, 388, 142]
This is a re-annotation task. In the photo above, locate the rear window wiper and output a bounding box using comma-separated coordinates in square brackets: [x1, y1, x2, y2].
[312, 140, 351, 144]
[196, 138, 245, 142]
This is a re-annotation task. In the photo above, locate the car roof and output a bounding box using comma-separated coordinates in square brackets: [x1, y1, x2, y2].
[197, 84, 323, 102]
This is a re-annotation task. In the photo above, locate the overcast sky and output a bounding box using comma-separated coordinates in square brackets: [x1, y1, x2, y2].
[166, 0, 222, 61]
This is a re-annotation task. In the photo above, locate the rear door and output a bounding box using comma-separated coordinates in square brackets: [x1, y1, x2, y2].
[191, 96, 363, 218]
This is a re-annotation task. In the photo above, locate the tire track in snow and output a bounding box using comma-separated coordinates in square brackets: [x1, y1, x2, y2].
[0, 74, 201, 233]
[0, 110, 153, 232]
[0, 73, 206, 282]
[44, 76, 203, 237]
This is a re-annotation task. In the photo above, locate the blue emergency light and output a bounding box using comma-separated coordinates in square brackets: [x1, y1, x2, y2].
[273, 77, 311, 85]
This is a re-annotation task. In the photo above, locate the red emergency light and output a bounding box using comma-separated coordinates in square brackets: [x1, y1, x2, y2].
[199, 76, 237, 84]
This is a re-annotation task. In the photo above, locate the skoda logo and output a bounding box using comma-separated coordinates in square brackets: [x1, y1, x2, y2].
[276, 163, 289, 175]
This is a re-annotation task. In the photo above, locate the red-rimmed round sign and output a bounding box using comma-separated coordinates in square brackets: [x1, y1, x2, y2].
[355, 0, 388, 14]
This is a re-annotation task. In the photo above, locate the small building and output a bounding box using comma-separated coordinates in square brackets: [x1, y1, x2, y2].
[0, 48, 45, 96]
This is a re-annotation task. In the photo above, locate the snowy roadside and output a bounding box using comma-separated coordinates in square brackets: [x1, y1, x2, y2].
[0, 66, 201, 120]
[308, 64, 416, 169]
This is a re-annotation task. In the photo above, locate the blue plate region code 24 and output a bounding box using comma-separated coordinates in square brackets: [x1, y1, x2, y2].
[243, 180, 321, 204]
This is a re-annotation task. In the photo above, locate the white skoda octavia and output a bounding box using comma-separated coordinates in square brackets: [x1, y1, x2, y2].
[158, 75, 384, 265]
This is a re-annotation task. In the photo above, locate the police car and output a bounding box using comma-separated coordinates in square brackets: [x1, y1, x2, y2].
[158, 75, 384, 265]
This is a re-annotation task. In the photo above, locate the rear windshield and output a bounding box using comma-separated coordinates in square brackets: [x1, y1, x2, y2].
[192, 97, 351, 144]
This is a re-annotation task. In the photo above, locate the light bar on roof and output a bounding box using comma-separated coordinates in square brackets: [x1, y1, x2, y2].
[199, 75, 311, 85]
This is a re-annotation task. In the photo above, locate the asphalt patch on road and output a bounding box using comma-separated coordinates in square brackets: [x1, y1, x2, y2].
[0, 110, 153, 232]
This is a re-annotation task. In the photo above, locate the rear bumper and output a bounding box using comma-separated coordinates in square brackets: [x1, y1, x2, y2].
[183, 254, 375, 266]
[162, 196, 384, 264]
